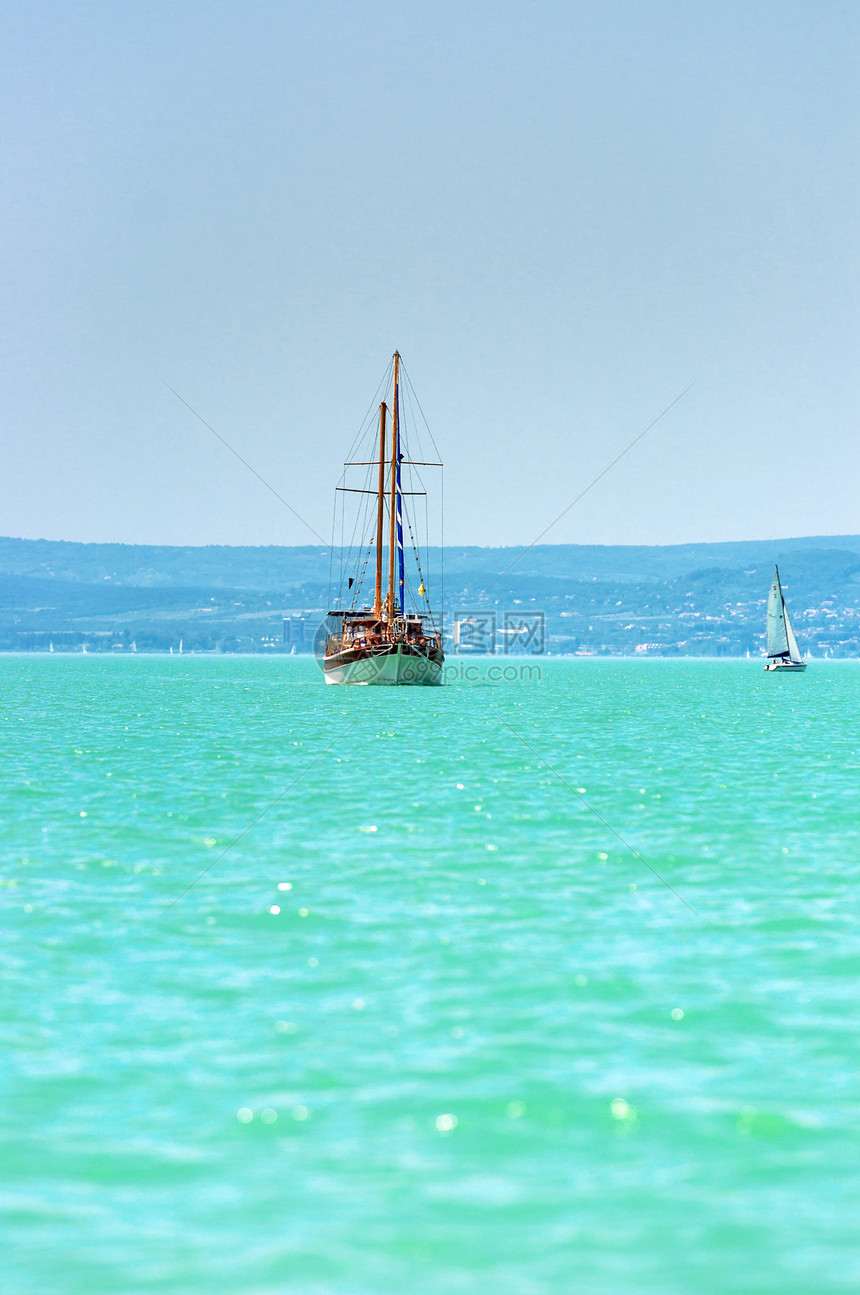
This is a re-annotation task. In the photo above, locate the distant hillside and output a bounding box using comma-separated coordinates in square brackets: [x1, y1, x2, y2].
[2, 535, 859, 656]
[3, 534, 860, 588]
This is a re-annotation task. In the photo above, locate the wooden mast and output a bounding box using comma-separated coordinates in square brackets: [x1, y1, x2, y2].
[373, 402, 387, 617]
[387, 352, 400, 620]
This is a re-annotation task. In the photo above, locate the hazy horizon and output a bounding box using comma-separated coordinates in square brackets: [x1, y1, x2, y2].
[3, 531, 860, 555]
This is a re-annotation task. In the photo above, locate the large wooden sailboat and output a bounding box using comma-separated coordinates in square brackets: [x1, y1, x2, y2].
[764, 564, 806, 672]
[322, 353, 444, 685]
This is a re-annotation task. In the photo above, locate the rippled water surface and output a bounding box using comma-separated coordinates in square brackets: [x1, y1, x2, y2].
[3, 656, 859, 1293]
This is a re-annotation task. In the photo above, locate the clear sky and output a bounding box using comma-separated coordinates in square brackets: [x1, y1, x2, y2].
[2, 0, 858, 548]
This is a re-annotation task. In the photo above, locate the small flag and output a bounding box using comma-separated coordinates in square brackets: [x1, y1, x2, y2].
[418, 582, 425, 597]
[348, 577, 354, 589]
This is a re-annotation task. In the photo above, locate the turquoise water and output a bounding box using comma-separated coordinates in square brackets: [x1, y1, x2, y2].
[3, 656, 859, 1294]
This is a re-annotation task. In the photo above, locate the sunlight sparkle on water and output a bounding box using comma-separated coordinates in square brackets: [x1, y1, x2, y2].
[5, 655, 858, 1293]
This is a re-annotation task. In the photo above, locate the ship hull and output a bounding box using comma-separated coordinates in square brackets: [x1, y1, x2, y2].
[324, 643, 443, 686]
[765, 659, 806, 672]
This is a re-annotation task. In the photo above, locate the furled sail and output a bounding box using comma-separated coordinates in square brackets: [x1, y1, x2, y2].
[766, 567, 790, 658]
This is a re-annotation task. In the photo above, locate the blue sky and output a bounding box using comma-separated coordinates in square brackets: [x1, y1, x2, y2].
[1, 0, 858, 547]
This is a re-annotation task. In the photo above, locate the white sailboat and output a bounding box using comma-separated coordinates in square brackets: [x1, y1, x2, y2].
[764, 565, 806, 672]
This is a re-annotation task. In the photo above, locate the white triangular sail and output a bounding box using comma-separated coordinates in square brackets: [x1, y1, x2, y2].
[784, 604, 802, 663]
[766, 568, 790, 657]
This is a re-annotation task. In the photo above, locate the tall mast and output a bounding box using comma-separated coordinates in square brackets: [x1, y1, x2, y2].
[373, 402, 387, 617]
[387, 351, 400, 619]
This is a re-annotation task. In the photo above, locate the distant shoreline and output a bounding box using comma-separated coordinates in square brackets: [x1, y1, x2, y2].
[3, 534, 858, 658]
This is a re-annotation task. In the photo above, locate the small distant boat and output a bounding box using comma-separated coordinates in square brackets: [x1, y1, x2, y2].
[322, 352, 444, 686]
[764, 565, 806, 672]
